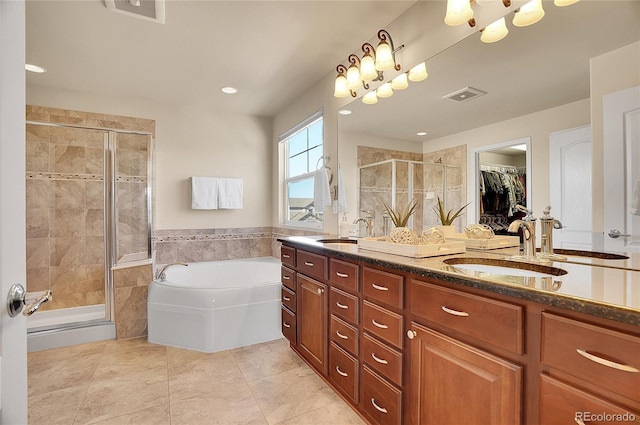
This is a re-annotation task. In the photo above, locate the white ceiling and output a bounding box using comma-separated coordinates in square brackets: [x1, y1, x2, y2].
[338, 0, 640, 142]
[25, 0, 415, 117]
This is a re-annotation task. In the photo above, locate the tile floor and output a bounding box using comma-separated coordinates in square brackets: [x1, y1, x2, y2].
[27, 338, 366, 425]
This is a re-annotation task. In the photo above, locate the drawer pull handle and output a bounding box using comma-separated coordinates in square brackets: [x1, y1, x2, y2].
[336, 330, 349, 340]
[371, 353, 388, 365]
[282, 275, 291, 280]
[407, 330, 417, 340]
[372, 283, 389, 291]
[283, 296, 291, 301]
[336, 302, 349, 309]
[576, 349, 640, 373]
[370, 398, 388, 414]
[282, 254, 290, 258]
[441, 306, 470, 317]
[336, 272, 349, 278]
[304, 261, 314, 267]
[371, 319, 389, 329]
[283, 322, 291, 328]
[335, 366, 349, 377]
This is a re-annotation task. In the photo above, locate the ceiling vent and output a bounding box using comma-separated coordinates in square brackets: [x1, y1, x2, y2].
[442, 87, 487, 102]
[104, 0, 165, 24]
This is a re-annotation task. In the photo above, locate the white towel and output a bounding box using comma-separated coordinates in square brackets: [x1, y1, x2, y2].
[191, 177, 219, 209]
[314, 168, 331, 210]
[632, 177, 640, 215]
[337, 167, 348, 213]
[218, 178, 243, 209]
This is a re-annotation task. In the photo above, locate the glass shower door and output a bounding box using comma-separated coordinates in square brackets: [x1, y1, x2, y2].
[26, 124, 108, 327]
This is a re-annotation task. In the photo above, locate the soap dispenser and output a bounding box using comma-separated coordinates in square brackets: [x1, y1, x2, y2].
[339, 213, 350, 238]
[539, 206, 563, 256]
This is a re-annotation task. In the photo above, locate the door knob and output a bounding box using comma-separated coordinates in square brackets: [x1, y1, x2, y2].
[608, 229, 631, 239]
[7, 284, 52, 317]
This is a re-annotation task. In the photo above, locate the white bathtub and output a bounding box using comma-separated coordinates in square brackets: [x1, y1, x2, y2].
[147, 256, 282, 353]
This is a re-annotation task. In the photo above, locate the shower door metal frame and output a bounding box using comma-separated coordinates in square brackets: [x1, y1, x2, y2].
[25, 120, 153, 325]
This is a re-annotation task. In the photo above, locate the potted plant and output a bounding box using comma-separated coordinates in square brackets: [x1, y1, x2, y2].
[382, 198, 419, 244]
[433, 196, 470, 235]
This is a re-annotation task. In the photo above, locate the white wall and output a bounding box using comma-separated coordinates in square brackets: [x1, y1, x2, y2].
[27, 85, 273, 230]
[423, 98, 590, 222]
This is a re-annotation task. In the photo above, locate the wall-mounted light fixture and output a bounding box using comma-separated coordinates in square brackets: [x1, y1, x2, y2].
[334, 29, 430, 105]
[445, 0, 580, 44]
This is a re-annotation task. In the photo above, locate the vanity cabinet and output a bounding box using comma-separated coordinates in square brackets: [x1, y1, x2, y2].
[280, 239, 640, 425]
[297, 273, 328, 375]
[539, 312, 640, 423]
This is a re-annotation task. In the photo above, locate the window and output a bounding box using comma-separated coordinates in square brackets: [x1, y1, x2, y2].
[281, 112, 324, 228]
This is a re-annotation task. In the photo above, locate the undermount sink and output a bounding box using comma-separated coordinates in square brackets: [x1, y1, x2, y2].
[544, 248, 628, 260]
[443, 257, 568, 279]
[317, 238, 358, 244]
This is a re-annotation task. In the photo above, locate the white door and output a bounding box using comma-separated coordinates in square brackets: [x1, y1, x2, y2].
[604, 86, 640, 253]
[0, 1, 29, 423]
[549, 126, 592, 250]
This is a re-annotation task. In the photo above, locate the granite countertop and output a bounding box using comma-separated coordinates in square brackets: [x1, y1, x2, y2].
[278, 236, 640, 326]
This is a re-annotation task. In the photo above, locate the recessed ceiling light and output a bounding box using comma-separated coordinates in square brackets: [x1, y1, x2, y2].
[338, 109, 352, 115]
[25, 64, 46, 73]
[221, 87, 237, 94]
[416, 132, 428, 136]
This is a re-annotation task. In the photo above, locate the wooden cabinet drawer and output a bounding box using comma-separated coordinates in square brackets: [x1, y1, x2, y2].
[281, 306, 296, 344]
[330, 315, 359, 356]
[362, 333, 402, 386]
[540, 374, 640, 424]
[363, 267, 403, 309]
[281, 266, 295, 291]
[541, 312, 640, 403]
[329, 342, 359, 404]
[363, 301, 403, 349]
[411, 279, 523, 355]
[329, 258, 359, 293]
[362, 366, 402, 425]
[281, 246, 295, 268]
[281, 286, 296, 312]
[297, 250, 328, 281]
[330, 287, 359, 325]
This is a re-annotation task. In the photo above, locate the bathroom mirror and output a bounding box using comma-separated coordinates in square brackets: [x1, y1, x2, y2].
[337, 0, 640, 236]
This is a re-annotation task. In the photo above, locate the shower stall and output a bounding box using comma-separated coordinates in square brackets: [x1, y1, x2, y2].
[358, 159, 463, 236]
[25, 121, 152, 341]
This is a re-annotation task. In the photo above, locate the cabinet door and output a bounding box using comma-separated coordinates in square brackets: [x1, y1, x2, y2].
[297, 274, 328, 375]
[407, 322, 522, 425]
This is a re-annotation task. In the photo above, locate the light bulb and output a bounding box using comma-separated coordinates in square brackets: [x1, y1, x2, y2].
[375, 41, 395, 71]
[362, 91, 378, 105]
[346, 63, 361, 90]
[391, 73, 409, 90]
[481, 17, 508, 43]
[444, 0, 473, 26]
[475, 0, 495, 5]
[360, 54, 378, 81]
[513, 0, 545, 27]
[334, 74, 349, 98]
[554, 0, 579, 5]
[408, 62, 428, 82]
[377, 83, 393, 98]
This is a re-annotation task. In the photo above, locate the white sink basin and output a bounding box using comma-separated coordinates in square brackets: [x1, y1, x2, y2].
[449, 263, 560, 278]
[443, 257, 568, 280]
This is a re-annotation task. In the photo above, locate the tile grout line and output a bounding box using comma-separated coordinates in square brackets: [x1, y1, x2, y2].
[229, 345, 271, 425]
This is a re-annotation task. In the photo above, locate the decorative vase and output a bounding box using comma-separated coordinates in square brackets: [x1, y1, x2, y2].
[436, 225, 456, 237]
[390, 227, 418, 245]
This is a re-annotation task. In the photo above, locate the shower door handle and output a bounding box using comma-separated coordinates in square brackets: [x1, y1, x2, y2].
[7, 284, 52, 317]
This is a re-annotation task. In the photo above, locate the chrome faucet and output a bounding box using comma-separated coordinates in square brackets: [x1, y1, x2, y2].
[508, 205, 537, 260]
[156, 262, 188, 281]
[539, 206, 563, 257]
[353, 210, 374, 237]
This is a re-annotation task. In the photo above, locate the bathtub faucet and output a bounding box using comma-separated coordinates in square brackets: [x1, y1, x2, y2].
[156, 262, 188, 281]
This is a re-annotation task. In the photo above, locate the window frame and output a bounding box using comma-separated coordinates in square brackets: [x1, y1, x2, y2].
[281, 111, 324, 229]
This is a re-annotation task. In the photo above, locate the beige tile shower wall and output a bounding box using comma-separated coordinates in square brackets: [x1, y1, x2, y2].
[113, 264, 152, 339]
[25, 105, 155, 313]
